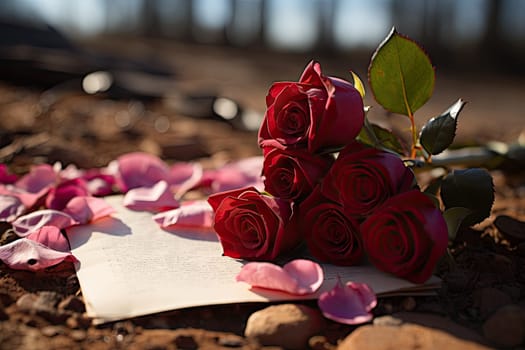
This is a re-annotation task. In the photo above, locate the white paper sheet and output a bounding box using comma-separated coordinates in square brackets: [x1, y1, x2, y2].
[67, 195, 440, 323]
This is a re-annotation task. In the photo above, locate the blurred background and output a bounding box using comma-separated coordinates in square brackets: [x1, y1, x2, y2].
[0, 0, 524, 169]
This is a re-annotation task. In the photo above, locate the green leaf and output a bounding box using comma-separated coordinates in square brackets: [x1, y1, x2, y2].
[440, 168, 495, 226]
[356, 118, 406, 155]
[443, 207, 473, 241]
[368, 27, 435, 116]
[420, 99, 466, 155]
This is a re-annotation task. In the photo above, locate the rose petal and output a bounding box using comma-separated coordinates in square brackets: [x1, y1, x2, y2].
[15, 164, 57, 193]
[236, 259, 324, 295]
[113, 152, 171, 192]
[27, 226, 70, 252]
[318, 279, 377, 325]
[0, 194, 25, 222]
[0, 164, 18, 184]
[123, 181, 179, 212]
[12, 210, 77, 237]
[0, 238, 76, 271]
[203, 157, 264, 193]
[153, 200, 213, 229]
[63, 196, 116, 224]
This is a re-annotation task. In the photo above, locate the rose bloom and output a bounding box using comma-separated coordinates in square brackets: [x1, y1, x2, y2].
[207, 187, 301, 261]
[258, 60, 364, 154]
[262, 147, 334, 201]
[45, 178, 89, 210]
[321, 142, 415, 219]
[299, 187, 363, 266]
[360, 190, 448, 284]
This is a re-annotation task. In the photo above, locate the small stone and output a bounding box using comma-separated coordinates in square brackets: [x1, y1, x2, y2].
[173, 334, 198, 350]
[401, 297, 417, 311]
[34, 291, 60, 310]
[66, 314, 92, 329]
[70, 329, 87, 342]
[482, 304, 525, 348]
[217, 334, 245, 347]
[309, 335, 334, 350]
[373, 315, 403, 326]
[244, 304, 325, 350]
[41, 325, 64, 337]
[0, 300, 8, 321]
[58, 295, 86, 313]
[16, 294, 37, 313]
[337, 324, 491, 350]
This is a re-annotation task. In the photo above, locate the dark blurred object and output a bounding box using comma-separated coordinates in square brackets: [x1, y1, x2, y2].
[0, 19, 174, 91]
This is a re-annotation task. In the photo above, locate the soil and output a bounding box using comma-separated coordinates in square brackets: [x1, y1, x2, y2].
[1, 37, 525, 349]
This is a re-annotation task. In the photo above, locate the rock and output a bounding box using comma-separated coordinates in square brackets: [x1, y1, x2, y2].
[34, 291, 60, 311]
[16, 294, 38, 312]
[482, 304, 525, 348]
[472, 287, 512, 319]
[40, 325, 64, 337]
[70, 329, 87, 342]
[308, 335, 334, 350]
[373, 315, 403, 326]
[173, 334, 198, 350]
[244, 304, 325, 350]
[337, 324, 492, 350]
[217, 334, 245, 347]
[0, 300, 8, 321]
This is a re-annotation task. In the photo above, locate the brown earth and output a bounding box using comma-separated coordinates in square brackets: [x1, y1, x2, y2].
[1, 38, 525, 349]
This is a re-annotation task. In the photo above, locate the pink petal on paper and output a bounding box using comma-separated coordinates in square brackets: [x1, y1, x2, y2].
[0, 194, 25, 222]
[12, 210, 77, 237]
[318, 279, 377, 325]
[123, 180, 179, 212]
[236, 259, 324, 295]
[153, 200, 213, 229]
[0, 238, 76, 271]
[63, 196, 116, 224]
[114, 152, 171, 192]
[170, 163, 203, 199]
[27, 226, 70, 252]
[15, 164, 57, 193]
[202, 156, 264, 193]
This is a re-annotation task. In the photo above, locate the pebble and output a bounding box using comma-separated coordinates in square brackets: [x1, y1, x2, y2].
[41, 325, 64, 337]
[173, 334, 198, 350]
[16, 293, 37, 313]
[308, 335, 334, 350]
[34, 291, 60, 311]
[482, 304, 525, 348]
[244, 304, 325, 350]
[217, 334, 245, 347]
[337, 323, 492, 350]
[373, 315, 403, 326]
[70, 329, 87, 342]
[0, 300, 8, 321]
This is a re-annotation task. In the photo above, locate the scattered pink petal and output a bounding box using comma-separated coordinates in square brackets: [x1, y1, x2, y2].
[63, 196, 116, 224]
[202, 156, 264, 193]
[236, 259, 324, 295]
[318, 279, 377, 325]
[0, 195, 25, 222]
[113, 152, 171, 192]
[12, 210, 77, 237]
[15, 164, 57, 193]
[27, 226, 70, 252]
[45, 178, 89, 210]
[153, 200, 213, 229]
[0, 185, 48, 209]
[123, 181, 180, 212]
[0, 238, 76, 271]
[170, 162, 203, 199]
[83, 173, 115, 196]
[0, 164, 18, 184]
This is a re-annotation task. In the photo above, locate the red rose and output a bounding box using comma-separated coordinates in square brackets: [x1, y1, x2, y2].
[45, 178, 89, 210]
[299, 187, 363, 266]
[360, 190, 448, 284]
[262, 147, 334, 201]
[321, 142, 415, 218]
[207, 187, 301, 261]
[258, 61, 364, 154]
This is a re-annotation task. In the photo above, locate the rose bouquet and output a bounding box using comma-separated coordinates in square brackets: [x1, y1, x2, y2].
[208, 28, 494, 284]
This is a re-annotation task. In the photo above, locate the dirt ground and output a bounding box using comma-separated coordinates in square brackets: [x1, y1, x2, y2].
[1, 37, 525, 349]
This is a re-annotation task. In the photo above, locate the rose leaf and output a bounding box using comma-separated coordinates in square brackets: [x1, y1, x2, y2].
[0, 238, 77, 271]
[318, 278, 377, 325]
[368, 27, 435, 116]
[443, 207, 473, 242]
[236, 259, 324, 295]
[440, 168, 495, 226]
[357, 119, 406, 155]
[419, 99, 466, 155]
